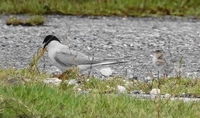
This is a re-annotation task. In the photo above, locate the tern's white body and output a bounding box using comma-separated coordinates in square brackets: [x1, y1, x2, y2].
[47, 41, 67, 70]
[44, 37, 125, 71]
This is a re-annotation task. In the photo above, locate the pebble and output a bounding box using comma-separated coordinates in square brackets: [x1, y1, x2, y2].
[100, 67, 113, 77]
[144, 76, 152, 82]
[68, 79, 80, 86]
[81, 90, 89, 94]
[117, 85, 126, 94]
[131, 90, 144, 94]
[150, 88, 161, 95]
[43, 78, 62, 86]
[165, 94, 171, 98]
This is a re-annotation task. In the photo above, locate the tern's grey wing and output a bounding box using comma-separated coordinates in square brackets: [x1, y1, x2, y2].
[54, 48, 102, 66]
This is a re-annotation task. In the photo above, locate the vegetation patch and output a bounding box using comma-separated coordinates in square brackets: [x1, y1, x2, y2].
[6, 15, 45, 26]
[0, 0, 200, 17]
[0, 68, 200, 117]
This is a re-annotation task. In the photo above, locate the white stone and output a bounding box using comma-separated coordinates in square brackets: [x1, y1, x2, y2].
[150, 88, 161, 95]
[43, 78, 62, 86]
[68, 79, 79, 86]
[192, 72, 197, 79]
[145, 76, 152, 81]
[77, 88, 82, 92]
[46, 66, 61, 74]
[117, 85, 127, 94]
[100, 67, 113, 77]
[124, 81, 131, 87]
[165, 94, 171, 98]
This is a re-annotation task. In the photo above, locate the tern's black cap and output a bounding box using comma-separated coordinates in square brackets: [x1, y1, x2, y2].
[43, 35, 61, 49]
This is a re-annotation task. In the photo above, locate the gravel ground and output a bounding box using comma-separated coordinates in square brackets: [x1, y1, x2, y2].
[1, 15, 200, 79]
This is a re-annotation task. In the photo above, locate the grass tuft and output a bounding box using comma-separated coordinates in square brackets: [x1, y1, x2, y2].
[6, 15, 45, 26]
[28, 48, 46, 73]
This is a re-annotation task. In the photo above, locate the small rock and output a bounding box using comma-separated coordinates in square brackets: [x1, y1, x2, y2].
[186, 73, 191, 78]
[182, 93, 186, 96]
[150, 94, 158, 100]
[76, 88, 82, 92]
[126, 75, 137, 80]
[144, 76, 152, 82]
[100, 67, 113, 77]
[68, 79, 79, 86]
[165, 94, 171, 98]
[130, 43, 134, 47]
[87, 46, 92, 50]
[81, 90, 89, 94]
[117, 85, 126, 94]
[133, 76, 138, 80]
[43, 78, 62, 85]
[150, 88, 161, 95]
[126, 74, 133, 78]
[46, 67, 61, 74]
[192, 72, 197, 79]
[131, 90, 144, 94]
[124, 81, 131, 87]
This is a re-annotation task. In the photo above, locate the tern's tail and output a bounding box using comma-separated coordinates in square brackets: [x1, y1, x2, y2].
[78, 60, 128, 70]
[95, 60, 127, 66]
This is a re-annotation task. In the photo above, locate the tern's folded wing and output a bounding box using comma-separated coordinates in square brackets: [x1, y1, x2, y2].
[54, 49, 102, 66]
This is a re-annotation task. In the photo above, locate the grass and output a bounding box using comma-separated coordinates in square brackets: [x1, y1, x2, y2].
[6, 15, 45, 26]
[0, 0, 200, 17]
[0, 77, 200, 118]
[0, 67, 200, 117]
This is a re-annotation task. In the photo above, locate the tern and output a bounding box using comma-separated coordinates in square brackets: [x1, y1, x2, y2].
[42, 35, 128, 71]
